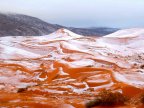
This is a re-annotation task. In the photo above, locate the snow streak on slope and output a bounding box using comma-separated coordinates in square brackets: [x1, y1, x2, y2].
[0, 28, 144, 108]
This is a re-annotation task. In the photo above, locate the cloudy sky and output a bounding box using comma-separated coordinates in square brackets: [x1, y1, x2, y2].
[0, 0, 144, 28]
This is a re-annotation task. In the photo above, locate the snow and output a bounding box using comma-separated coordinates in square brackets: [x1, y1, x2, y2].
[0, 28, 144, 97]
[104, 28, 144, 38]
[62, 28, 82, 38]
[113, 72, 144, 88]
[0, 42, 41, 59]
[70, 59, 95, 67]
[0, 28, 144, 60]
[38, 28, 83, 41]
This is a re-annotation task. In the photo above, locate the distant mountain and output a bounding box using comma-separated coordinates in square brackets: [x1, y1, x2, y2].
[0, 13, 119, 36]
[68, 27, 119, 36]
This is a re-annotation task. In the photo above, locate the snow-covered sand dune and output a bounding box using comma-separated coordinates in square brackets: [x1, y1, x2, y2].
[0, 28, 144, 108]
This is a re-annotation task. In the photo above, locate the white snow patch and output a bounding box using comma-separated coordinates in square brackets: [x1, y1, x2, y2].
[104, 28, 144, 38]
[0, 44, 41, 59]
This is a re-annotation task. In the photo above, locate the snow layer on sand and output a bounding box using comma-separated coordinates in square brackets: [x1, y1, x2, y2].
[104, 28, 144, 38]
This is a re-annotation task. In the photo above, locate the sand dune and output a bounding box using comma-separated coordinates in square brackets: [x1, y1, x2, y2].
[0, 28, 144, 108]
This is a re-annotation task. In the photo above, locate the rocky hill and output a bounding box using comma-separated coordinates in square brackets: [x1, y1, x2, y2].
[0, 13, 118, 36]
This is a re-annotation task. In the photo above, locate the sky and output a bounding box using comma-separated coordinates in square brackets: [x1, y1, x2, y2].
[0, 0, 144, 28]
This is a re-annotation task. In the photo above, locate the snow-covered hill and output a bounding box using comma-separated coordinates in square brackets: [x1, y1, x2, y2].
[104, 28, 144, 38]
